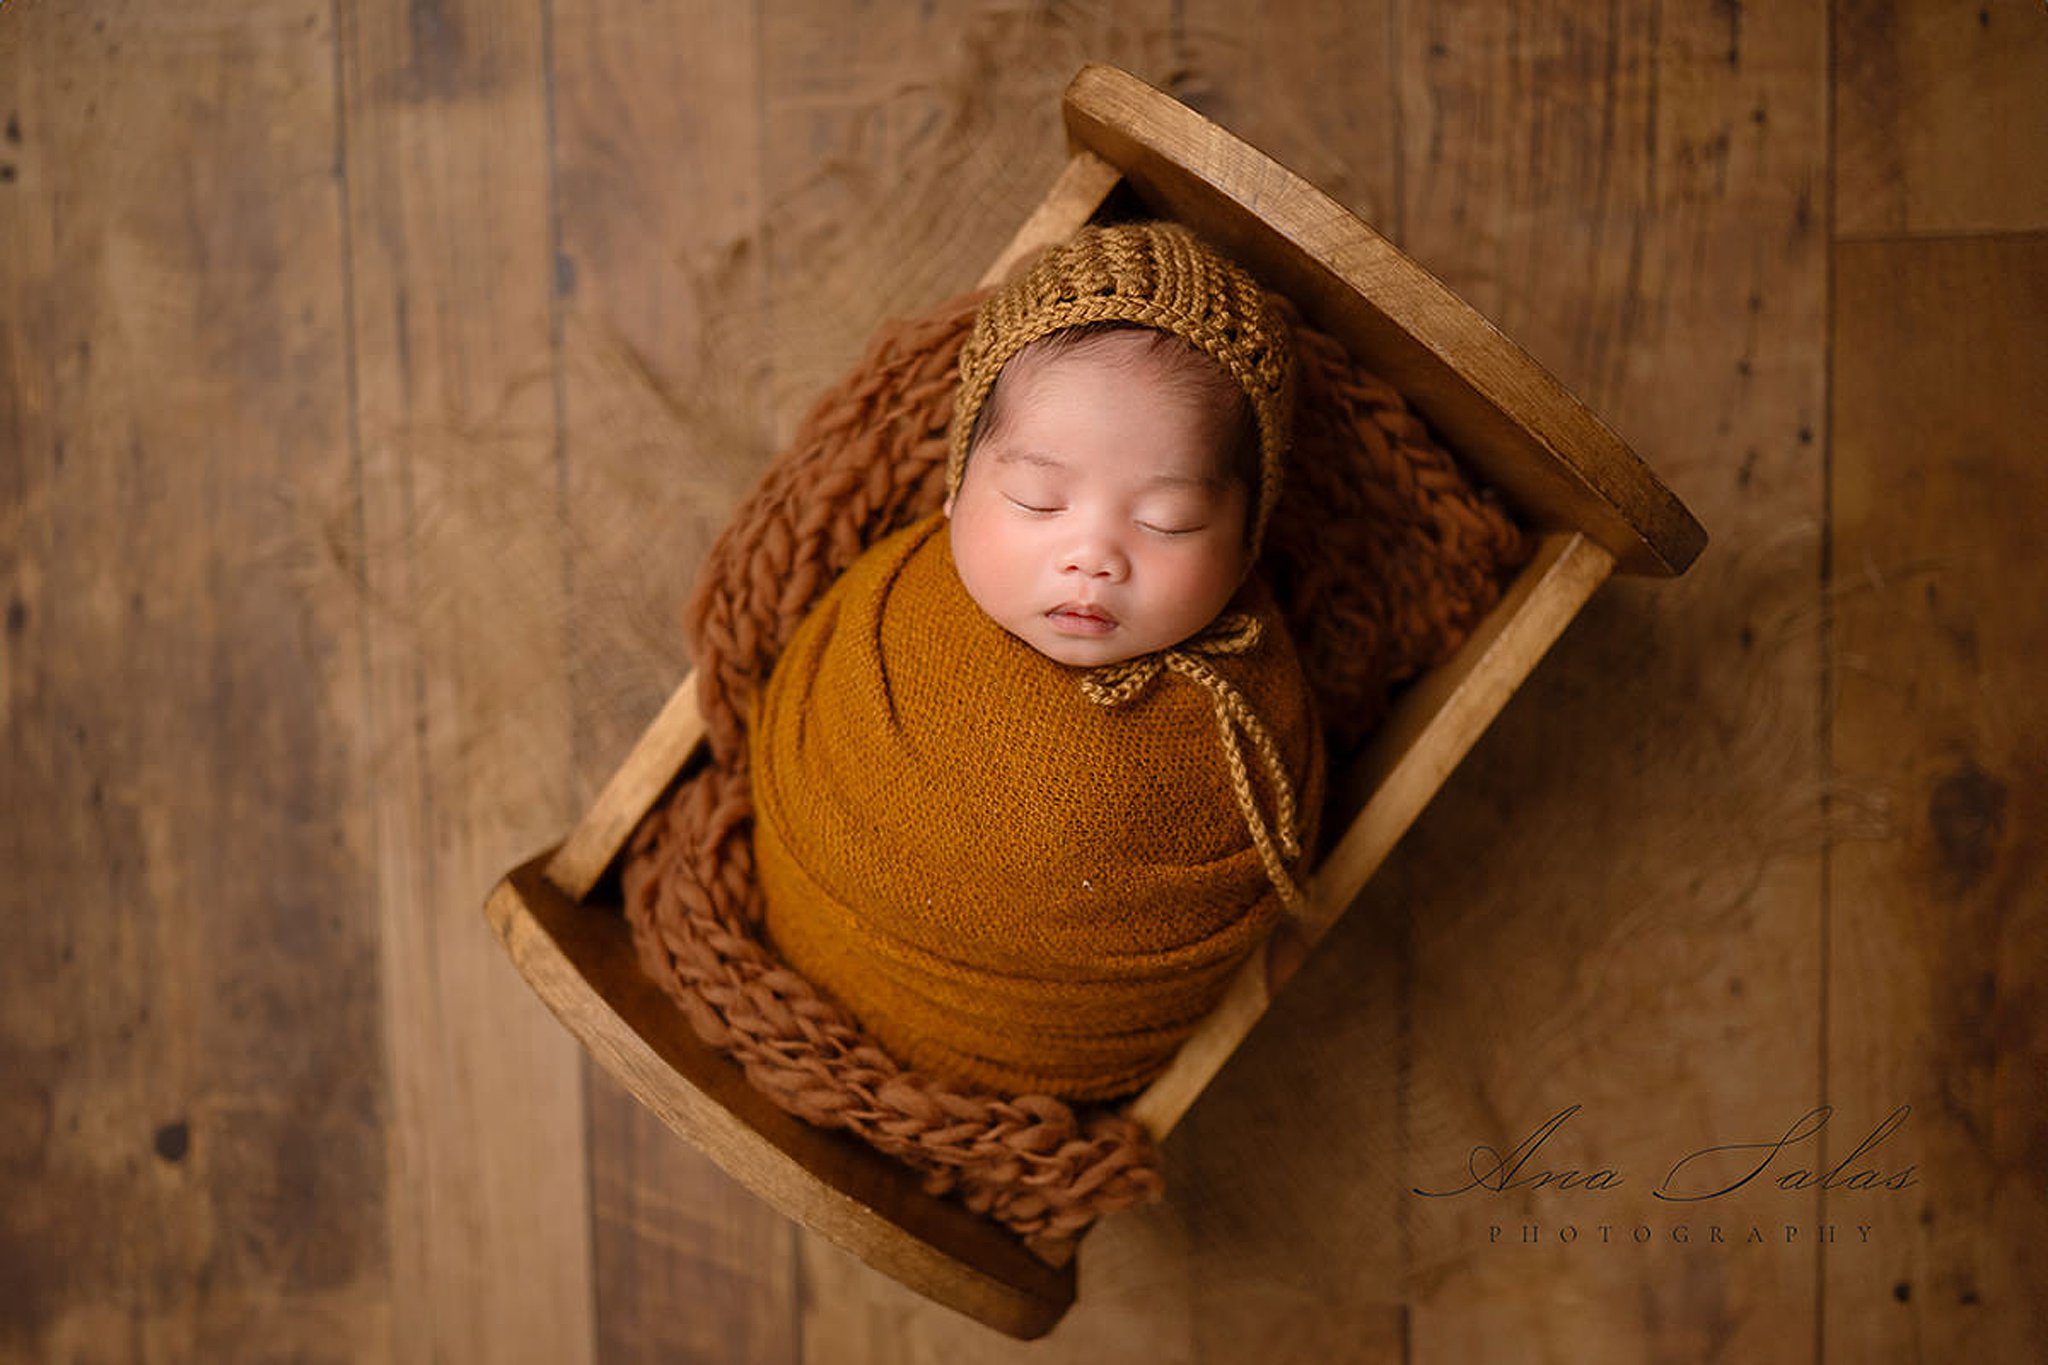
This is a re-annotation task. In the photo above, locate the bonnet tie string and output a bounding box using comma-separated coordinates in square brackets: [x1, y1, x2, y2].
[1078, 611, 1311, 919]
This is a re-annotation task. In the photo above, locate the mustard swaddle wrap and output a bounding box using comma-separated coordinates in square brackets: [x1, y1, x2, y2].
[749, 509, 1326, 1101]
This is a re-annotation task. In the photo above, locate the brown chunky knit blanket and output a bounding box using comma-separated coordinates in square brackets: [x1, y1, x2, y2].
[619, 282, 1529, 1262]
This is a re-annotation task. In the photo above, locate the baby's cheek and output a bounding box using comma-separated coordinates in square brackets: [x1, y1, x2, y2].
[950, 513, 1032, 614]
[1188, 541, 1247, 596]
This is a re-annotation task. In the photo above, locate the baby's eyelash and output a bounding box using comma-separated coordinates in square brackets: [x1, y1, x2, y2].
[1003, 495, 1202, 536]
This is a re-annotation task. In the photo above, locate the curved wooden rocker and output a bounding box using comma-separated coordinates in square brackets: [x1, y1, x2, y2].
[484, 63, 1706, 1341]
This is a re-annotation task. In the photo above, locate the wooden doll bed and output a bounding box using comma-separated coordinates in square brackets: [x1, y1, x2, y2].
[483, 62, 1705, 1340]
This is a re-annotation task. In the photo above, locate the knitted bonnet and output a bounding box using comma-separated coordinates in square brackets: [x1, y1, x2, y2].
[945, 219, 1299, 558]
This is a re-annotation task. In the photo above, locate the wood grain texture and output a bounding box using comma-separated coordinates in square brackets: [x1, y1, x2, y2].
[1163, 2, 1828, 1359]
[545, 676, 703, 902]
[1400, 2, 1835, 1358]
[1387, 2, 1831, 1358]
[1834, 1, 2048, 238]
[1826, 231, 2048, 1362]
[544, 0, 799, 1358]
[332, 0, 595, 1359]
[0, 5, 391, 1359]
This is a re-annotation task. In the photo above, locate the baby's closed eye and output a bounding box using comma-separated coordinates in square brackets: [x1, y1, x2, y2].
[1000, 494, 1206, 536]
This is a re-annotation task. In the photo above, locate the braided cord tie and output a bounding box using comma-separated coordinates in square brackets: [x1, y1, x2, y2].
[1077, 611, 1310, 919]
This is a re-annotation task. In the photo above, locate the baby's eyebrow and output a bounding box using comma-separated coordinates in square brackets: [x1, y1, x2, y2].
[994, 447, 1220, 491]
[993, 448, 1061, 469]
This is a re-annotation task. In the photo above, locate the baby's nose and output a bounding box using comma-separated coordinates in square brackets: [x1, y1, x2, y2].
[1063, 545, 1127, 578]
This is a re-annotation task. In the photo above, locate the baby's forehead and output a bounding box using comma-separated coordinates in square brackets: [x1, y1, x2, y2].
[1000, 329, 1239, 427]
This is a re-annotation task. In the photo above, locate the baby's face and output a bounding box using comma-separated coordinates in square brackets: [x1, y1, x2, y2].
[944, 332, 1253, 668]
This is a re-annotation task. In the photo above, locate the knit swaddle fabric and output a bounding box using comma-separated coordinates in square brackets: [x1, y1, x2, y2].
[750, 508, 1326, 1101]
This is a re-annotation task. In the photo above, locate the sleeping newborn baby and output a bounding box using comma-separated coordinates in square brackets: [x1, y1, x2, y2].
[749, 220, 1326, 1102]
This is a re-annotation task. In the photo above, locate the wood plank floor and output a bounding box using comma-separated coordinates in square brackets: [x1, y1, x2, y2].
[3, 2, 2041, 1360]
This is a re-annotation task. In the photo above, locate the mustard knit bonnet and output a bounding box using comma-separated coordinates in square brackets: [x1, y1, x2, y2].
[945, 219, 1299, 559]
